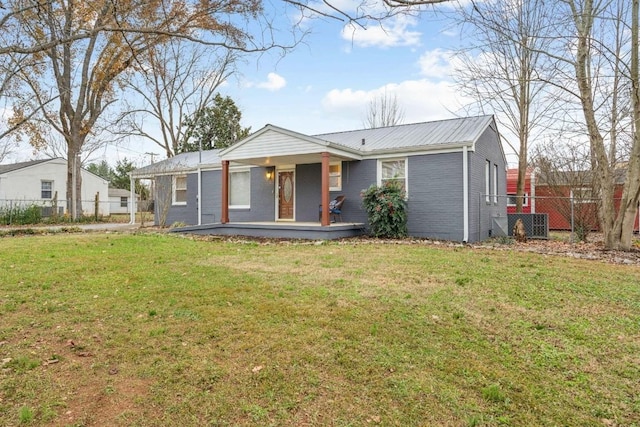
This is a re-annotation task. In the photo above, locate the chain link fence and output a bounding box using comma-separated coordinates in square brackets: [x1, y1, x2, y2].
[487, 194, 640, 242]
[0, 197, 140, 225]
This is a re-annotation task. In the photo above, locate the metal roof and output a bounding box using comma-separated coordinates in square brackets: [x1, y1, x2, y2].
[132, 116, 497, 176]
[313, 115, 494, 152]
[131, 150, 222, 178]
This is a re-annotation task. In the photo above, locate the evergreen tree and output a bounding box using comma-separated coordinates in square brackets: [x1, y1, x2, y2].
[179, 93, 251, 152]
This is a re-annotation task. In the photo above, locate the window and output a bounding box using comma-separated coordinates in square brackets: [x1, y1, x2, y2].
[120, 196, 128, 208]
[485, 160, 491, 203]
[571, 187, 594, 203]
[41, 181, 53, 199]
[173, 175, 187, 205]
[230, 170, 251, 208]
[380, 159, 407, 193]
[493, 164, 498, 204]
[329, 162, 342, 191]
[507, 193, 529, 207]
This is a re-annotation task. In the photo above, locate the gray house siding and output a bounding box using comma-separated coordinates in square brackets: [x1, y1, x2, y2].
[407, 153, 464, 241]
[201, 170, 219, 224]
[295, 163, 321, 221]
[339, 160, 376, 224]
[468, 125, 507, 242]
[293, 160, 376, 223]
[202, 167, 275, 223]
[228, 167, 275, 222]
[154, 173, 198, 226]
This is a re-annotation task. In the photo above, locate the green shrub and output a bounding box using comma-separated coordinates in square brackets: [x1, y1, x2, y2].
[0, 204, 42, 225]
[361, 182, 408, 238]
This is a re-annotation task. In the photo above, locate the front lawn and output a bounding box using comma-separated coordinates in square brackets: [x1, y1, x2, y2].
[1, 234, 639, 426]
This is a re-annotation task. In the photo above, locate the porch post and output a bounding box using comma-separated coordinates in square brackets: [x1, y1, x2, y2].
[221, 160, 229, 224]
[321, 152, 330, 226]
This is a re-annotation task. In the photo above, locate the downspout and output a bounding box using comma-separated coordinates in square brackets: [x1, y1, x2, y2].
[221, 160, 229, 223]
[463, 145, 469, 243]
[530, 168, 536, 213]
[197, 166, 202, 226]
[129, 173, 135, 224]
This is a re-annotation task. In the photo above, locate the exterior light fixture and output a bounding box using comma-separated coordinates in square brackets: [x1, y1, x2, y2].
[266, 168, 274, 181]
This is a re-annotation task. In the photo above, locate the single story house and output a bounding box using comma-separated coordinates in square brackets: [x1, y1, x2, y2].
[132, 115, 507, 242]
[0, 157, 110, 216]
[108, 187, 139, 214]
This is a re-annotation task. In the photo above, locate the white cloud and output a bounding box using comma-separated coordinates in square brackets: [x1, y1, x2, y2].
[321, 79, 472, 124]
[247, 73, 287, 92]
[418, 48, 459, 80]
[321, 48, 471, 124]
[341, 15, 422, 49]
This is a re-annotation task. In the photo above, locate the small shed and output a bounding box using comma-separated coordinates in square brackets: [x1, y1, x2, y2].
[108, 188, 138, 214]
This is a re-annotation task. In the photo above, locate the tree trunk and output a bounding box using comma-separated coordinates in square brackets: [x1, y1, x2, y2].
[66, 136, 84, 220]
[572, 0, 619, 249]
[609, 0, 640, 250]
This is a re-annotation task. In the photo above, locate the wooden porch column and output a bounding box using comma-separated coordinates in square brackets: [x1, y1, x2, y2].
[221, 160, 229, 224]
[321, 152, 330, 226]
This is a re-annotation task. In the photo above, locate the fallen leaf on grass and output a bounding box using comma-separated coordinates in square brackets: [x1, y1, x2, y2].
[252, 365, 263, 373]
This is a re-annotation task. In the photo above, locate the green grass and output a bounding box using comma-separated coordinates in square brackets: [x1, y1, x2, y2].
[1, 233, 639, 426]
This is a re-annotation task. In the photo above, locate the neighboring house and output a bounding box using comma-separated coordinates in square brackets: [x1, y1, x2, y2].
[506, 167, 536, 214]
[132, 115, 507, 242]
[108, 187, 138, 214]
[0, 158, 110, 216]
[506, 167, 640, 232]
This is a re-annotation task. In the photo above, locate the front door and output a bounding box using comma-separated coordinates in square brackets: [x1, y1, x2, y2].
[278, 170, 294, 220]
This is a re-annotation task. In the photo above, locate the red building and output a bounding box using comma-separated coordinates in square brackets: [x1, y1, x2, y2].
[507, 168, 639, 232]
[506, 168, 536, 214]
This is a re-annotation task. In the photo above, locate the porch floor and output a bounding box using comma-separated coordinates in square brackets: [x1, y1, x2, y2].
[171, 221, 367, 240]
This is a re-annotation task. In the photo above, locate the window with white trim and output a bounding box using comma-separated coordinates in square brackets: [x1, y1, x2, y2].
[507, 193, 529, 207]
[571, 187, 594, 204]
[493, 164, 498, 204]
[380, 159, 407, 193]
[230, 170, 251, 208]
[120, 196, 128, 208]
[41, 180, 53, 199]
[485, 160, 491, 203]
[173, 175, 187, 205]
[329, 162, 342, 191]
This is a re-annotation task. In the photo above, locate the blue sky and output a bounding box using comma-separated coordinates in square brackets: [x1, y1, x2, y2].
[8, 2, 510, 167]
[102, 3, 486, 166]
[231, 7, 467, 135]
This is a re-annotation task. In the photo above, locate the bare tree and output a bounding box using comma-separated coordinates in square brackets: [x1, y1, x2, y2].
[4, 0, 302, 219]
[453, 0, 556, 213]
[363, 91, 406, 128]
[117, 41, 236, 158]
[540, 0, 640, 250]
[532, 141, 599, 242]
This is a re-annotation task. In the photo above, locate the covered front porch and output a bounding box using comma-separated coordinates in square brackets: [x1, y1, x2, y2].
[219, 125, 363, 227]
[170, 221, 366, 240]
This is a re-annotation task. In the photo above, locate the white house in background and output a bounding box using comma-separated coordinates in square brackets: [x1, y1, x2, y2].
[0, 158, 110, 216]
[108, 187, 138, 214]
